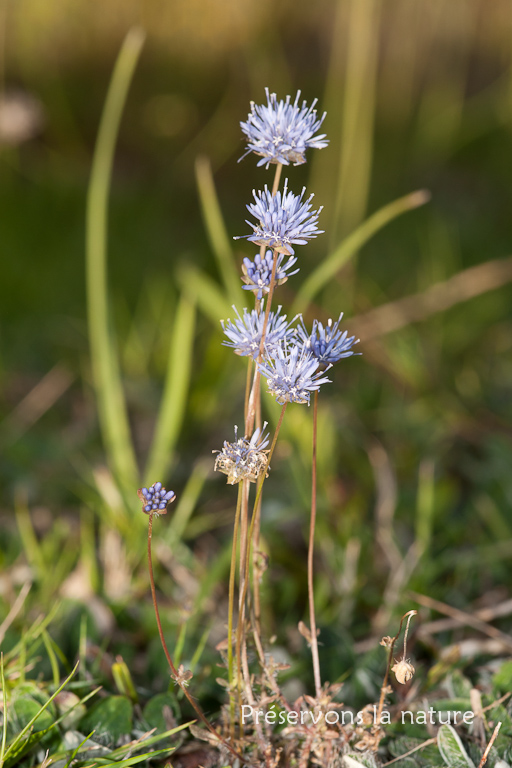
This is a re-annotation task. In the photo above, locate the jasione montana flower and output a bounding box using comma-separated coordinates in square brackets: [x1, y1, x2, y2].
[234, 181, 323, 256]
[221, 305, 295, 360]
[241, 249, 299, 300]
[239, 87, 328, 168]
[297, 313, 360, 369]
[138, 482, 176, 515]
[258, 342, 331, 405]
[214, 425, 270, 485]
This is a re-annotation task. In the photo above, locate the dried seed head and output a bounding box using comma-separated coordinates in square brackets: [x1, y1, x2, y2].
[391, 658, 415, 684]
[213, 424, 270, 484]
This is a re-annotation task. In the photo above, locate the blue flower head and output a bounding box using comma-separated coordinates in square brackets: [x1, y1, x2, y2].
[234, 181, 323, 256]
[297, 313, 360, 369]
[138, 481, 176, 515]
[241, 249, 299, 300]
[221, 305, 295, 360]
[240, 87, 329, 168]
[258, 342, 332, 405]
[214, 424, 270, 485]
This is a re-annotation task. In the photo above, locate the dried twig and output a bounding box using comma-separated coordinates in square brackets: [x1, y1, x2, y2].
[349, 256, 512, 342]
[478, 721, 501, 768]
[409, 591, 512, 651]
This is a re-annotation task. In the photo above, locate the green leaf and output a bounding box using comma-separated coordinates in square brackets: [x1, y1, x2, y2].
[447, 671, 473, 699]
[86, 28, 144, 494]
[492, 660, 512, 694]
[388, 737, 440, 767]
[8, 696, 54, 734]
[142, 693, 180, 734]
[4, 661, 79, 763]
[79, 696, 133, 745]
[437, 724, 475, 768]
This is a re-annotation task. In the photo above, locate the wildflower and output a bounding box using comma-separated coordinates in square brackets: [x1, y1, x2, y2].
[258, 342, 331, 405]
[241, 249, 299, 300]
[297, 312, 360, 369]
[240, 87, 328, 168]
[221, 305, 295, 360]
[214, 424, 270, 485]
[234, 181, 323, 256]
[138, 482, 176, 515]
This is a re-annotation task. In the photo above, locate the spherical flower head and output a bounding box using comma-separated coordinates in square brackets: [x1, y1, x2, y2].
[241, 249, 299, 300]
[239, 87, 329, 168]
[297, 313, 360, 369]
[258, 342, 332, 405]
[138, 481, 176, 515]
[234, 180, 323, 256]
[221, 305, 296, 360]
[214, 424, 270, 485]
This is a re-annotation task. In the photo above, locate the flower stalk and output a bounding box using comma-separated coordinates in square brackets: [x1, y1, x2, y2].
[308, 389, 322, 697]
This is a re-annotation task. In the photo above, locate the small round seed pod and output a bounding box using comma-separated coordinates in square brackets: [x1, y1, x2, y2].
[391, 658, 415, 684]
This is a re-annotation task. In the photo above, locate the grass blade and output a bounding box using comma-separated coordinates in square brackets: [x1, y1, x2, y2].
[0, 655, 7, 768]
[144, 295, 196, 482]
[86, 28, 145, 494]
[166, 458, 210, 545]
[291, 189, 430, 316]
[331, 0, 381, 244]
[195, 155, 240, 305]
[177, 263, 232, 323]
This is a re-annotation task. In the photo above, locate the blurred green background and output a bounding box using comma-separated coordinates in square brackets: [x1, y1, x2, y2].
[1, 0, 512, 694]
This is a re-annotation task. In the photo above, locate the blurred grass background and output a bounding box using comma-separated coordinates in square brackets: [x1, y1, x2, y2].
[1, 0, 512, 700]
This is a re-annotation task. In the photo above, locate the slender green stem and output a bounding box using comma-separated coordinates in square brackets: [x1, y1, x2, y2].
[245, 161, 283, 436]
[147, 512, 249, 765]
[236, 404, 287, 682]
[271, 162, 283, 196]
[245, 248, 279, 435]
[227, 485, 243, 738]
[308, 390, 322, 697]
[232, 162, 283, 740]
[86, 28, 144, 493]
[252, 494, 263, 634]
[244, 356, 253, 424]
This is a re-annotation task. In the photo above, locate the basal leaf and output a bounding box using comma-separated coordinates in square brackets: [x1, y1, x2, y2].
[437, 724, 475, 768]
